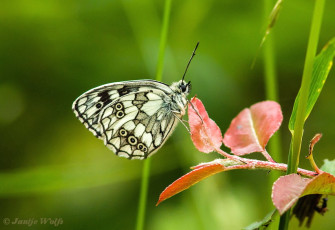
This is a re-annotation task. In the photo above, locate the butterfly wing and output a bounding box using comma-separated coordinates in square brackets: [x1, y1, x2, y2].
[99, 90, 178, 159]
[72, 80, 178, 159]
[72, 80, 172, 138]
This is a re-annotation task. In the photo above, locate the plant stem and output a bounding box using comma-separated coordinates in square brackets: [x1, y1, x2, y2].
[280, 0, 325, 229]
[156, 0, 171, 82]
[135, 1, 172, 230]
[225, 159, 317, 178]
[263, 0, 281, 164]
[287, 0, 325, 175]
[262, 1, 282, 228]
[215, 148, 317, 178]
[262, 150, 276, 163]
[136, 159, 151, 230]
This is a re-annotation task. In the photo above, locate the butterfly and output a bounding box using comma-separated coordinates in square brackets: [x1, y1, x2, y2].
[72, 43, 199, 160]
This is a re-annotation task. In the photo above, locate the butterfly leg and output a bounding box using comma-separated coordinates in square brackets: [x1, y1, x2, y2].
[172, 112, 190, 133]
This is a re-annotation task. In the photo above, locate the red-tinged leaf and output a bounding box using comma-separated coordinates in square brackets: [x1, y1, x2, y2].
[272, 174, 310, 215]
[156, 163, 225, 205]
[223, 101, 282, 155]
[272, 173, 335, 215]
[188, 97, 222, 153]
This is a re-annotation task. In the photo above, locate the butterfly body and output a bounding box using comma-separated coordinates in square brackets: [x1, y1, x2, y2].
[72, 79, 191, 160]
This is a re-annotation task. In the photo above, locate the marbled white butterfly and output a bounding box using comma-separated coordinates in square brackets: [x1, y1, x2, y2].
[72, 43, 198, 159]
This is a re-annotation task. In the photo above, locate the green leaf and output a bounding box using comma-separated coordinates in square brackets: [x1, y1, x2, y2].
[289, 38, 335, 132]
[320, 159, 335, 176]
[243, 209, 277, 230]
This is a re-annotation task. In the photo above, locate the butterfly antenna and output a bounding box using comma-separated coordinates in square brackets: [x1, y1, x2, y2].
[182, 42, 199, 82]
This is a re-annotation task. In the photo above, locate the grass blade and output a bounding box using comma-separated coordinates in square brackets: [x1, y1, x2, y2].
[280, 0, 326, 229]
[289, 38, 335, 132]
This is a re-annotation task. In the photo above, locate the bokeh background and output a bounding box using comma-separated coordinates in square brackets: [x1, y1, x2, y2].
[1, 0, 335, 229]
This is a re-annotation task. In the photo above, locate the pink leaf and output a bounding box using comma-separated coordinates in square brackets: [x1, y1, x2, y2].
[223, 101, 282, 155]
[188, 97, 222, 153]
[272, 173, 335, 215]
[156, 162, 225, 205]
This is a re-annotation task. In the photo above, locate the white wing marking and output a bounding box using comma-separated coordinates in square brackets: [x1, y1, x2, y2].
[134, 123, 145, 137]
[101, 117, 111, 131]
[123, 100, 133, 108]
[142, 132, 152, 147]
[161, 119, 167, 131]
[133, 150, 144, 156]
[141, 100, 163, 116]
[147, 92, 162, 100]
[121, 94, 135, 101]
[120, 145, 131, 154]
[123, 121, 136, 131]
[118, 152, 128, 158]
[78, 97, 87, 106]
[110, 92, 119, 100]
[110, 137, 121, 149]
[124, 106, 138, 114]
[154, 133, 162, 146]
[103, 107, 114, 118]
[106, 143, 117, 152]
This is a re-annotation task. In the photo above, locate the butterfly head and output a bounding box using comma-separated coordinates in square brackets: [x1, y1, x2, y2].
[171, 80, 191, 95]
[180, 80, 192, 94]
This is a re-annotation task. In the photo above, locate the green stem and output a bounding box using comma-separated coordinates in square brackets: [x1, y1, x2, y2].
[263, 0, 282, 171]
[156, 0, 172, 82]
[287, 0, 325, 174]
[136, 159, 151, 230]
[263, 0, 279, 102]
[279, 0, 325, 229]
[135, 1, 172, 230]
[262, 1, 282, 227]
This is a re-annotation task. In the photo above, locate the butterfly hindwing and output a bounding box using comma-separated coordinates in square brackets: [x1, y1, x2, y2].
[100, 90, 178, 159]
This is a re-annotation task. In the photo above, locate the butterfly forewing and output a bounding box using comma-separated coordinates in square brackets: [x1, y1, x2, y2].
[72, 80, 183, 159]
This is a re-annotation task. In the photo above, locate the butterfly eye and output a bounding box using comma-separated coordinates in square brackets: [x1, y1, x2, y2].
[180, 84, 187, 93]
[119, 128, 128, 137]
[128, 136, 138, 145]
[116, 111, 125, 118]
[115, 103, 123, 110]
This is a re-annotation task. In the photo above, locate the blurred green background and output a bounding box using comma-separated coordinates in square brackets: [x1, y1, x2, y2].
[1, 0, 335, 229]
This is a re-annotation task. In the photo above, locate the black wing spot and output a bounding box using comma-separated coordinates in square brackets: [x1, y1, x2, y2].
[116, 111, 125, 118]
[128, 136, 138, 145]
[119, 128, 128, 137]
[97, 90, 113, 106]
[118, 86, 130, 96]
[118, 85, 141, 96]
[98, 90, 110, 102]
[96, 102, 103, 109]
[115, 102, 123, 110]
